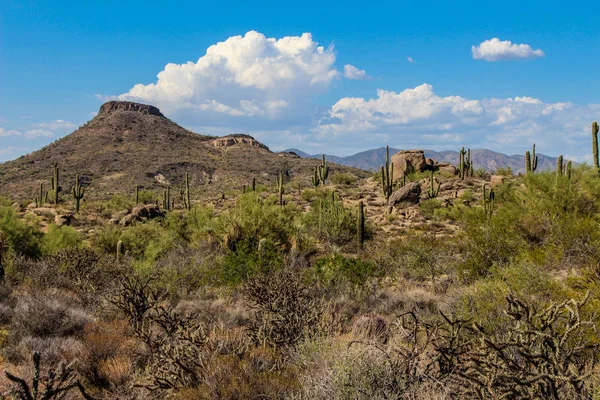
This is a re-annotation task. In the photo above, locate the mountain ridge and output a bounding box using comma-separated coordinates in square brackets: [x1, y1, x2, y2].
[286, 147, 561, 173]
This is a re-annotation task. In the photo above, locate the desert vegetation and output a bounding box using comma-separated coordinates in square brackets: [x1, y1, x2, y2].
[2, 111, 600, 399]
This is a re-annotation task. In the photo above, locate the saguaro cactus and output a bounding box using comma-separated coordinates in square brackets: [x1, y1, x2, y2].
[181, 173, 191, 210]
[135, 185, 140, 205]
[556, 155, 564, 177]
[317, 154, 329, 185]
[51, 162, 61, 205]
[252, 177, 256, 192]
[525, 143, 538, 173]
[357, 201, 365, 249]
[427, 170, 441, 199]
[162, 186, 172, 211]
[312, 166, 320, 188]
[276, 170, 285, 207]
[483, 184, 495, 215]
[381, 145, 394, 203]
[35, 183, 45, 207]
[593, 122, 599, 170]
[116, 240, 123, 263]
[459, 147, 473, 179]
[566, 160, 572, 180]
[72, 174, 85, 212]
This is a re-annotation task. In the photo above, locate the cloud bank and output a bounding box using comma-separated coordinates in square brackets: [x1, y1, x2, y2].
[472, 38, 545, 61]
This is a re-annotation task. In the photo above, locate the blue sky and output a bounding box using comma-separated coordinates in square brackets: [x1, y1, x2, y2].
[2, 0, 600, 162]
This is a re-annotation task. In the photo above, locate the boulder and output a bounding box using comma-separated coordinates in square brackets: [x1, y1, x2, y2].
[389, 182, 421, 206]
[391, 150, 428, 180]
[490, 175, 506, 186]
[55, 214, 75, 227]
[437, 163, 458, 175]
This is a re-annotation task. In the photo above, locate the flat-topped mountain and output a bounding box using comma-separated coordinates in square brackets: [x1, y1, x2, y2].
[0, 102, 365, 200]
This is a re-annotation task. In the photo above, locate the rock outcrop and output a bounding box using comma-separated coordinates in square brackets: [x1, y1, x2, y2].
[391, 150, 429, 179]
[98, 101, 165, 117]
[389, 182, 421, 206]
[212, 134, 269, 151]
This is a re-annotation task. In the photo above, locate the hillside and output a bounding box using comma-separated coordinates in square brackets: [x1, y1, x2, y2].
[287, 147, 560, 173]
[0, 101, 367, 201]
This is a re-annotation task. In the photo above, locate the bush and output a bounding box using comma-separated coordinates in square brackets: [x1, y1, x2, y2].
[12, 290, 93, 338]
[313, 254, 382, 290]
[40, 224, 81, 255]
[304, 191, 357, 247]
[330, 173, 357, 186]
[0, 204, 42, 258]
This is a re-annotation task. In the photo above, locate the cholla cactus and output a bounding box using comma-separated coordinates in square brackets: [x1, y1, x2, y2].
[3, 351, 93, 399]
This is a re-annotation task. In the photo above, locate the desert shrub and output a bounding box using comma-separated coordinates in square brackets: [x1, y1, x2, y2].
[40, 223, 81, 255]
[304, 190, 357, 247]
[244, 269, 330, 348]
[86, 194, 135, 218]
[457, 206, 524, 281]
[11, 290, 93, 338]
[312, 254, 382, 291]
[78, 320, 137, 390]
[0, 204, 42, 258]
[418, 198, 443, 219]
[90, 222, 179, 262]
[330, 172, 357, 186]
[180, 346, 299, 400]
[494, 166, 513, 176]
[396, 233, 454, 285]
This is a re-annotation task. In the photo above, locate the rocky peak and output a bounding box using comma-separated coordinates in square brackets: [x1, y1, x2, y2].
[212, 134, 270, 151]
[99, 101, 165, 117]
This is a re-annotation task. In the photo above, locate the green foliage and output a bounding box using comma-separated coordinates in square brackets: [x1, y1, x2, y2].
[418, 198, 443, 220]
[494, 166, 513, 176]
[0, 203, 41, 258]
[330, 172, 357, 186]
[41, 224, 81, 255]
[313, 253, 382, 290]
[304, 190, 357, 247]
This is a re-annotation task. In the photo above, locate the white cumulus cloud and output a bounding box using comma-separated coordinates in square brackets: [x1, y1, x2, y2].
[343, 64, 368, 80]
[34, 119, 75, 130]
[407, 56, 415, 63]
[24, 129, 53, 138]
[315, 83, 600, 156]
[117, 31, 342, 128]
[0, 128, 22, 137]
[472, 38, 545, 61]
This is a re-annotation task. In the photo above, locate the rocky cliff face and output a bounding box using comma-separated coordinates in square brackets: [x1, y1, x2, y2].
[99, 101, 165, 117]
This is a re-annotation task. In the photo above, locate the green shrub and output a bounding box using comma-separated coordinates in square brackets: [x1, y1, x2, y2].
[41, 224, 81, 255]
[0, 204, 42, 258]
[330, 173, 357, 186]
[312, 254, 382, 290]
[304, 191, 357, 247]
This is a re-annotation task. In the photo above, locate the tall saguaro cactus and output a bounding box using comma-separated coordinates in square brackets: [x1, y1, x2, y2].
[556, 155, 564, 177]
[317, 154, 329, 185]
[427, 170, 441, 199]
[381, 145, 394, 203]
[459, 147, 473, 180]
[180, 173, 191, 210]
[35, 183, 45, 207]
[483, 184, 495, 215]
[566, 160, 572, 180]
[72, 174, 85, 212]
[312, 166, 320, 188]
[525, 143, 538, 173]
[162, 185, 172, 211]
[252, 177, 256, 192]
[135, 185, 140, 205]
[276, 170, 285, 207]
[357, 201, 365, 249]
[51, 162, 61, 205]
[593, 121, 599, 171]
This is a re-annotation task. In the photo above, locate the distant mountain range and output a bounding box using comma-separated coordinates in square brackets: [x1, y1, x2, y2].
[286, 147, 560, 173]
